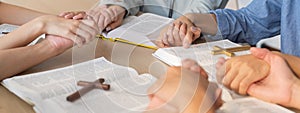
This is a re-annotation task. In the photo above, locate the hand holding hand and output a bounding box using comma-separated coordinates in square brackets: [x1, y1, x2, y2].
[44, 34, 73, 54]
[216, 50, 270, 95]
[247, 48, 300, 109]
[87, 5, 126, 33]
[36, 15, 98, 47]
[146, 60, 222, 113]
[158, 16, 201, 48]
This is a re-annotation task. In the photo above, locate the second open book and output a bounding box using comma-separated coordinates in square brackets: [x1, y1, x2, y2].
[2, 57, 156, 113]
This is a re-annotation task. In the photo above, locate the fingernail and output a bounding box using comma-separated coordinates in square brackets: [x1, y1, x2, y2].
[191, 26, 198, 31]
[106, 27, 111, 31]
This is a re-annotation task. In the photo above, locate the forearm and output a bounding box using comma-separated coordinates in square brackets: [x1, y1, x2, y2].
[0, 39, 59, 80]
[0, 17, 44, 49]
[0, 2, 46, 25]
[184, 13, 218, 35]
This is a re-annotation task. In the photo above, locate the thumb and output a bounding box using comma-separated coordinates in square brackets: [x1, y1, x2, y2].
[191, 26, 201, 40]
[106, 21, 122, 31]
[182, 30, 193, 48]
[251, 47, 274, 64]
[250, 47, 270, 59]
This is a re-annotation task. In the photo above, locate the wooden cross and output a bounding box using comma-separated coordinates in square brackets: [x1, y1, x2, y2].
[211, 45, 251, 57]
[67, 78, 110, 102]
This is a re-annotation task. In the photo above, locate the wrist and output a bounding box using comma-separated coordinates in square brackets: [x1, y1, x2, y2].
[290, 80, 300, 109]
[31, 16, 48, 34]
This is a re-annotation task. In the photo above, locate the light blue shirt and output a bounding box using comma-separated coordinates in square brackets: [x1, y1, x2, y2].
[211, 0, 300, 57]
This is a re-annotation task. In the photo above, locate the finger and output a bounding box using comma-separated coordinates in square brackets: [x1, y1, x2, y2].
[76, 20, 98, 44]
[106, 8, 117, 21]
[179, 23, 187, 41]
[73, 12, 87, 20]
[97, 15, 106, 32]
[223, 69, 238, 90]
[162, 33, 170, 47]
[250, 47, 270, 59]
[182, 59, 198, 69]
[101, 9, 113, 28]
[222, 62, 235, 88]
[106, 20, 122, 31]
[59, 12, 73, 18]
[182, 27, 194, 48]
[214, 88, 223, 108]
[83, 17, 99, 32]
[216, 57, 226, 70]
[64, 13, 75, 19]
[172, 21, 182, 46]
[230, 71, 246, 94]
[191, 26, 201, 40]
[54, 20, 84, 46]
[167, 23, 175, 45]
[216, 63, 226, 84]
[239, 74, 256, 95]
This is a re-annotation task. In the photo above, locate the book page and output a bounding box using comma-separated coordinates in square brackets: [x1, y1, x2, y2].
[0, 24, 18, 37]
[107, 13, 173, 46]
[153, 40, 250, 81]
[2, 57, 156, 113]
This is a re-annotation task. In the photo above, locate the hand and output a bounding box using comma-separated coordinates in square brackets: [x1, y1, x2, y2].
[247, 48, 300, 109]
[59, 11, 87, 20]
[35, 15, 98, 47]
[146, 66, 222, 113]
[217, 48, 270, 95]
[45, 34, 74, 54]
[157, 16, 201, 48]
[182, 59, 208, 79]
[87, 5, 126, 33]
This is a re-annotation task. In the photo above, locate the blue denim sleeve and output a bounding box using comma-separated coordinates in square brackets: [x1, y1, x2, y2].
[211, 0, 281, 45]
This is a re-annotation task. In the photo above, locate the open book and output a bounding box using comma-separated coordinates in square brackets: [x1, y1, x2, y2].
[153, 39, 294, 113]
[102, 13, 173, 49]
[153, 39, 250, 81]
[2, 57, 156, 113]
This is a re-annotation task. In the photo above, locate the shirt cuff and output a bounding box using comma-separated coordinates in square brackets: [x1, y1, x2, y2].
[209, 9, 230, 40]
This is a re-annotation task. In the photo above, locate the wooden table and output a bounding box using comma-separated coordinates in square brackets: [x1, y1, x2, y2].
[0, 39, 168, 113]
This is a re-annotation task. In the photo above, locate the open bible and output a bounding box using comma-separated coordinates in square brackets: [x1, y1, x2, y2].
[153, 39, 294, 113]
[153, 39, 250, 81]
[102, 13, 173, 49]
[2, 57, 156, 113]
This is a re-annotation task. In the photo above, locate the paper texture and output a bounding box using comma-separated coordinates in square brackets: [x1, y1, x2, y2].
[153, 39, 250, 81]
[2, 57, 156, 113]
[218, 97, 294, 113]
[105, 13, 173, 47]
[0, 24, 18, 37]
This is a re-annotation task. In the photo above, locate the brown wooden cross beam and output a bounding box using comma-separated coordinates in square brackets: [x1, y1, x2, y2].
[67, 78, 110, 102]
[211, 45, 251, 57]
